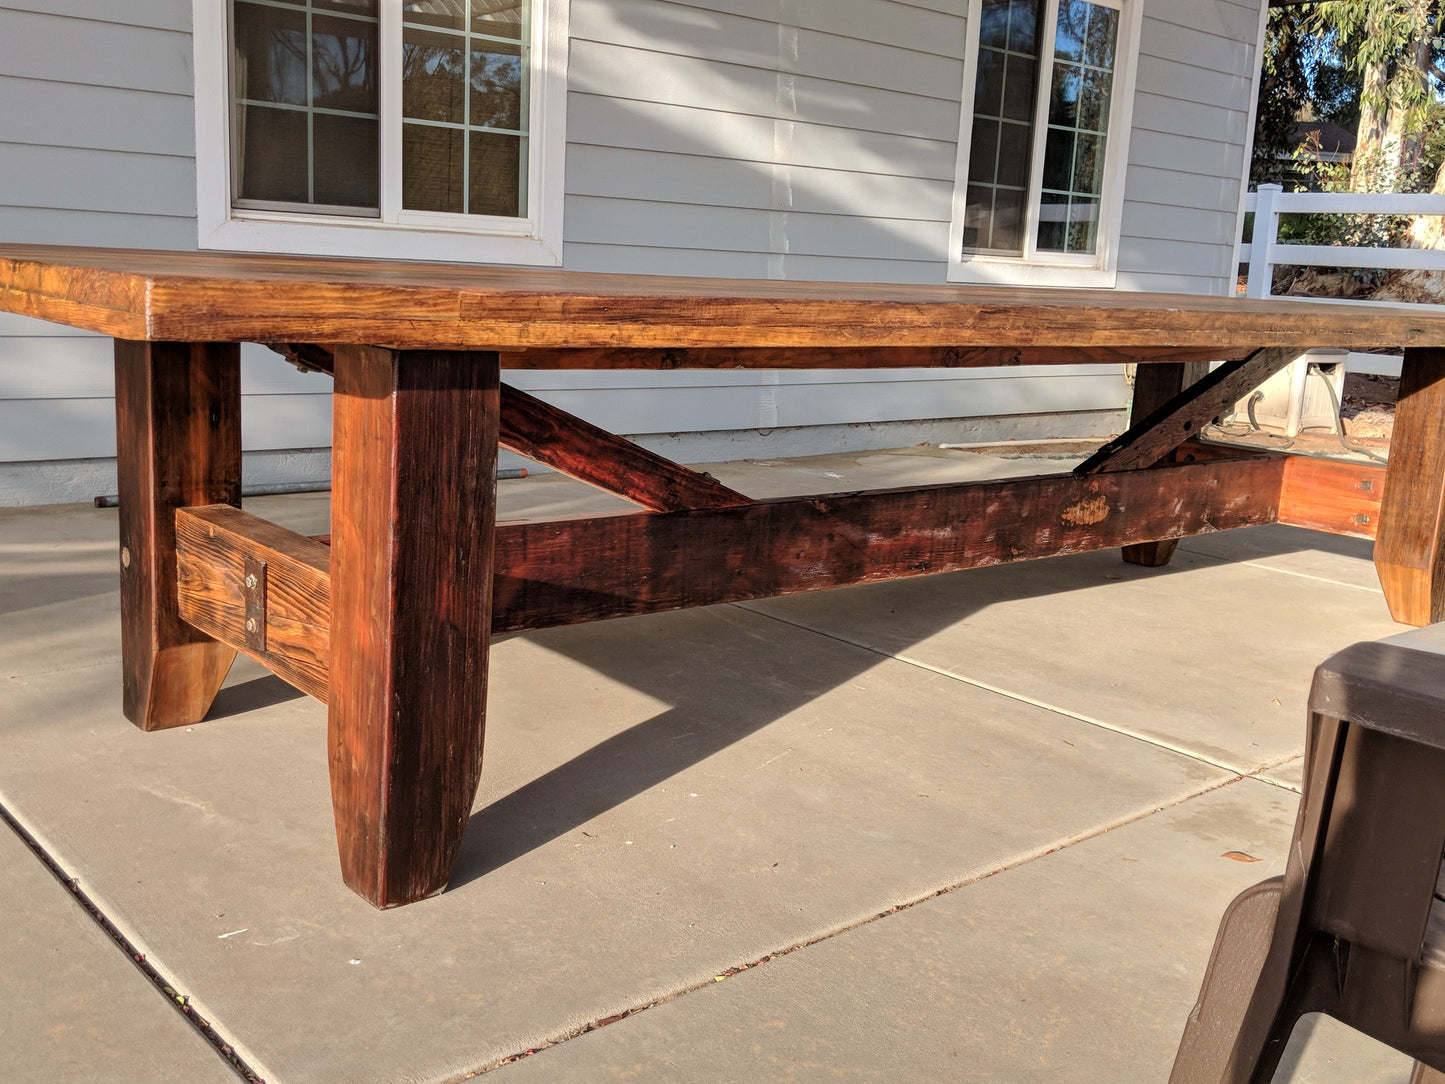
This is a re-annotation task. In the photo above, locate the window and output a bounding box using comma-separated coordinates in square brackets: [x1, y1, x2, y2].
[194, 0, 567, 264]
[948, 0, 1140, 286]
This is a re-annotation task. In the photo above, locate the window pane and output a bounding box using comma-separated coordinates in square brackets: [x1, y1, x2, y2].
[1053, 0, 1088, 63]
[1034, 0, 1118, 255]
[996, 122, 1032, 188]
[315, 0, 378, 13]
[470, 132, 524, 215]
[990, 188, 1027, 251]
[1077, 66, 1112, 132]
[403, 122, 465, 212]
[1006, 0, 1039, 51]
[315, 113, 379, 206]
[472, 0, 524, 40]
[977, 0, 1012, 49]
[234, 2, 307, 105]
[963, 185, 994, 248]
[1036, 192, 1067, 252]
[1068, 196, 1100, 252]
[968, 118, 1001, 184]
[1082, 6, 1118, 68]
[1048, 64, 1080, 128]
[1041, 127, 1074, 191]
[232, 1, 379, 211]
[973, 48, 1005, 117]
[400, 1, 531, 218]
[1072, 132, 1103, 194]
[1001, 51, 1037, 123]
[404, 1, 464, 31]
[404, 29, 465, 122]
[964, 0, 1044, 255]
[312, 14, 377, 112]
[236, 105, 309, 203]
[470, 43, 522, 130]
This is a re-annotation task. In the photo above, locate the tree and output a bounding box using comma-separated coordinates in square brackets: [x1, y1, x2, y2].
[1308, 0, 1445, 188]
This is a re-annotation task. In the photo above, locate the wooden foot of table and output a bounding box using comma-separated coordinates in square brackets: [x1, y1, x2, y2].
[1120, 362, 1202, 567]
[328, 345, 500, 908]
[114, 340, 241, 730]
[1376, 347, 1445, 625]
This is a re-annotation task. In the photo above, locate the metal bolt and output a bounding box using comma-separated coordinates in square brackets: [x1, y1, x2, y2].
[1354, 513, 1371, 526]
[245, 617, 257, 633]
[120, 547, 131, 569]
[1359, 479, 1374, 491]
[244, 574, 258, 590]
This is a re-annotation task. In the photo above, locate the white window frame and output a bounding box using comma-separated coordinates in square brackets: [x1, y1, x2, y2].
[947, 0, 1141, 288]
[193, 0, 568, 265]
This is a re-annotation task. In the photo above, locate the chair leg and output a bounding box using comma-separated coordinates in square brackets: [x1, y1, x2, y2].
[1170, 878, 1284, 1083]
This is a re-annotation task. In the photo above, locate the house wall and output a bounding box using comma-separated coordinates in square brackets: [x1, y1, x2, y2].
[0, 0, 1264, 506]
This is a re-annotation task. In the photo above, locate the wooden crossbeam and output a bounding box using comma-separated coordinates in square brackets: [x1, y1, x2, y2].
[1277, 456, 1385, 539]
[489, 456, 1285, 632]
[271, 343, 750, 512]
[496, 345, 1246, 370]
[174, 455, 1287, 699]
[498, 383, 751, 511]
[1075, 347, 1300, 475]
[176, 505, 331, 699]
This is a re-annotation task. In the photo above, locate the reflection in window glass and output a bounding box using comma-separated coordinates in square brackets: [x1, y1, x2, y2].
[230, 0, 527, 218]
[1036, 0, 1117, 254]
[232, 0, 379, 210]
[402, 0, 529, 216]
[963, 0, 1045, 253]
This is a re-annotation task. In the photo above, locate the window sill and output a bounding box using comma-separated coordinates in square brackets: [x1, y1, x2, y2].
[946, 258, 1118, 289]
[198, 214, 564, 266]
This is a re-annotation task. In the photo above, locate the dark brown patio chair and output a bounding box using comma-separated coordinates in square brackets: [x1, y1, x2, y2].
[1170, 623, 1445, 1084]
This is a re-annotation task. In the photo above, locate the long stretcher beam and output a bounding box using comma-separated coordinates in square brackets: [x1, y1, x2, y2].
[176, 453, 1292, 700]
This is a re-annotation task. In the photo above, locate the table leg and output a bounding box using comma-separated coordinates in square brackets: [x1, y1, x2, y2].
[1121, 362, 1204, 567]
[328, 345, 500, 908]
[114, 340, 241, 730]
[1375, 347, 1445, 625]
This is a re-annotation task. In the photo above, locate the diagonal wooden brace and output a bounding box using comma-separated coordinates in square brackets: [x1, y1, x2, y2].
[1076, 347, 1300, 476]
[271, 343, 752, 512]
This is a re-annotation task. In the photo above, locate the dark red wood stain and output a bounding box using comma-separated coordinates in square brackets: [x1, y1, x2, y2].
[114, 340, 240, 730]
[328, 345, 500, 908]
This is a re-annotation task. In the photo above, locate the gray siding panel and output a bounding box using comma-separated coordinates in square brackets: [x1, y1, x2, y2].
[0, 77, 192, 156]
[1, 143, 195, 216]
[0, 8, 191, 94]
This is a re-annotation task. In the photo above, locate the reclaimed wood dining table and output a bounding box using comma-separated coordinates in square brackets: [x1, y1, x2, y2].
[3, 244, 1444, 909]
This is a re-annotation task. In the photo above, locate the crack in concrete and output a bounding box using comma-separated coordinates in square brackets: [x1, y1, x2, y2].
[0, 800, 265, 1084]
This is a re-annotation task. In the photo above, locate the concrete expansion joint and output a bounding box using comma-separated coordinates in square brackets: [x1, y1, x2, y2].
[0, 799, 264, 1083]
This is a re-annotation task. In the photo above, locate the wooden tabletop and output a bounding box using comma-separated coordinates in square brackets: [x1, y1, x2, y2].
[2, 244, 1443, 359]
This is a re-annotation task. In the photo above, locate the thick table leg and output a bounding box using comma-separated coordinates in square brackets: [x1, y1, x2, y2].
[1122, 362, 1201, 567]
[114, 340, 241, 730]
[1375, 347, 1445, 625]
[328, 345, 500, 908]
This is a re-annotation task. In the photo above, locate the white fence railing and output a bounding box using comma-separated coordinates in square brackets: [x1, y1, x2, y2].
[1241, 182, 1445, 299]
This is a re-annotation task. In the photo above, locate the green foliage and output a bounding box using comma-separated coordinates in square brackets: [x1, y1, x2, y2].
[1252, 1, 1445, 188]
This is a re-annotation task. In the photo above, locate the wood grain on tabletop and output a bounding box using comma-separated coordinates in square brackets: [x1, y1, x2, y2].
[2, 244, 1443, 354]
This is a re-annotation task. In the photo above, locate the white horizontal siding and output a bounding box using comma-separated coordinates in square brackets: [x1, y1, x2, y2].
[0, 339, 331, 463]
[0, 8, 192, 94]
[0, 76, 193, 156]
[1114, 0, 1261, 294]
[506, 366, 1127, 437]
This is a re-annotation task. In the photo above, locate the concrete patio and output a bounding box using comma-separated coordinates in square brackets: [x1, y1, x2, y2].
[0, 447, 1423, 1083]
